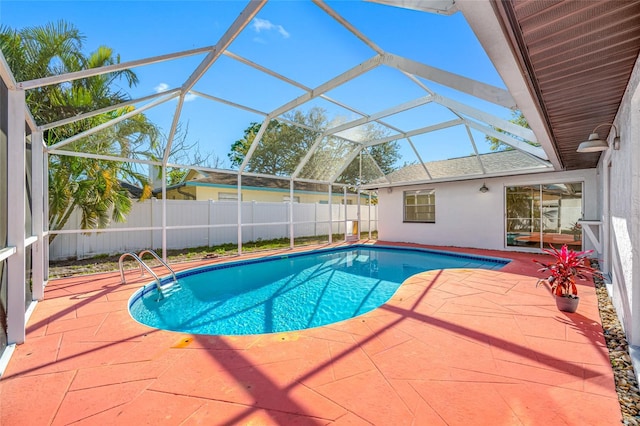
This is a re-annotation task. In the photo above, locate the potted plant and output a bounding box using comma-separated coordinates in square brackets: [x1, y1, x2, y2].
[533, 244, 601, 313]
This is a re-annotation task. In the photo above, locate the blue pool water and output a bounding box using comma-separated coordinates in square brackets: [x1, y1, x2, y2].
[128, 245, 509, 335]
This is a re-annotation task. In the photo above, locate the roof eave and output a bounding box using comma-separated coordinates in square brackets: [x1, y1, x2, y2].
[456, 0, 563, 171]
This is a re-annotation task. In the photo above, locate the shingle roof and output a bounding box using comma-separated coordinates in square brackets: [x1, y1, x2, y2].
[373, 150, 551, 186]
[119, 181, 144, 198]
[162, 170, 357, 195]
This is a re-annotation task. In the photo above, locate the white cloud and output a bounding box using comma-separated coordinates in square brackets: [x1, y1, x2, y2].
[154, 82, 169, 93]
[251, 18, 290, 39]
[154, 83, 197, 102]
[252, 18, 273, 32]
[277, 26, 290, 38]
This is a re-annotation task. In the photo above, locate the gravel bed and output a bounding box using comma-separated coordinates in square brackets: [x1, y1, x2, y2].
[593, 272, 640, 425]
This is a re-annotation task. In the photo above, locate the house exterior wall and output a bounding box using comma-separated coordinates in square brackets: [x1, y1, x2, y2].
[600, 53, 640, 349]
[164, 185, 197, 200]
[377, 169, 597, 251]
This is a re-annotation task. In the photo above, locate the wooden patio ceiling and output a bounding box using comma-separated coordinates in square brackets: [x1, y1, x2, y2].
[494, 0, 640, 170]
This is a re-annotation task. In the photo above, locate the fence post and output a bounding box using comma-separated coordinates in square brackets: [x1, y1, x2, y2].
[250, 200, 256, 243]
[161, 167, 167, 260]
[328, 184, 333, 244]
[75, 208, 83, 259]
[343, 187, 347, 242]
[208, 199, 215, 247]
[151, 198, 162, 250]
[237, 175, 242, 254]
[357, 188, 361, 240]
[368, 192, 372, 239]
[289, 180, 294, 249]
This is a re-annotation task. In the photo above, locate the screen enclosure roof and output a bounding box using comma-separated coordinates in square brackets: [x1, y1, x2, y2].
[5, 0, 561, 191]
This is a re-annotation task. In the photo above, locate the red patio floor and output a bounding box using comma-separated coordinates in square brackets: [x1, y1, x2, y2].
[0, 242, 621, 425]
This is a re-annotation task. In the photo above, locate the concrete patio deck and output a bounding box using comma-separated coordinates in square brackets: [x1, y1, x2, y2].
[0, 243, 621, 425]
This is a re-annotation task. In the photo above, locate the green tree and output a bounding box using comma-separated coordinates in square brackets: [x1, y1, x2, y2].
[1, 21, 157, 242]
[229, 108, 326, 175]
[486, 110, 533, 151]
[229, 107, 400, 184]
[228, 120, 289, 174]
[338, 123, 400, 184]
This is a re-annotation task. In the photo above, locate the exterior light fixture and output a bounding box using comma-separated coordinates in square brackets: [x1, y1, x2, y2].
[576, 123, 620, 153]
[479, 183, 489, 193]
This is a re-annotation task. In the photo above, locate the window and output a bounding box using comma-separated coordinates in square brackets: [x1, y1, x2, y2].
[218, 192, 240, 201]
[404, 190, 435, 223]
[283, 196, 300, 203]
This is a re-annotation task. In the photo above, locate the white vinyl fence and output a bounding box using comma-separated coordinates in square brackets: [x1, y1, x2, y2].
[49, 199, 378, 260]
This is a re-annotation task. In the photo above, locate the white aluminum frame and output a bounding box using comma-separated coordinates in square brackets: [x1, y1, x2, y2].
[25, 0, 549, 261]
[0, 0, 566, 357]
[6, 88, 26, 344]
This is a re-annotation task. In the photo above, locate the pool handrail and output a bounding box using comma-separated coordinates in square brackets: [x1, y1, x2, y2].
[118, 252, 164, 298]
[138, 249, 177, 284]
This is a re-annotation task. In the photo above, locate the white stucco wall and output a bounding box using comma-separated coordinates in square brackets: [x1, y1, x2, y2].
[599, 53, 640, 349]
[377, 169, 597, 252]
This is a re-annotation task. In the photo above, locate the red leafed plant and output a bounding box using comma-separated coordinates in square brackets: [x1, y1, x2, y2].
[533, 244, 601, 298]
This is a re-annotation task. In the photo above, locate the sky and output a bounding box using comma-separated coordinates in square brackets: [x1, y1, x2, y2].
[1, 0, 513, 176]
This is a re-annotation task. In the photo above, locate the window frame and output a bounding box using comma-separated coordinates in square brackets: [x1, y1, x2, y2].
[504, 182, 584, 250]
[283, 195, 300, 203]
[403, 189, 436, 223]
[218, 192, 241, 201]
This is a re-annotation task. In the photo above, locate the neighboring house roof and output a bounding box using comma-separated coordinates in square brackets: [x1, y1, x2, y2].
[153, 170, 361, 196]
[371, 150, 551, 186]
[119, 181, 144, 198]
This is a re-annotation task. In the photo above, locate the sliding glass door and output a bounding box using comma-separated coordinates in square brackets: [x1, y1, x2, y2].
[506, 183, 583, 249]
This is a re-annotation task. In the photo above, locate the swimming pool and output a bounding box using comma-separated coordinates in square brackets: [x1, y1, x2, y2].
[128, 245, 509, 335]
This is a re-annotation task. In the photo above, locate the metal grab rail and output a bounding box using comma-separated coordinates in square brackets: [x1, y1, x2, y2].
[138, 249, 177, 283]
[118, 252, 164, 298]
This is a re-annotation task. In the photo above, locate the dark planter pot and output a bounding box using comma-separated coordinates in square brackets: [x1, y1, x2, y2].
[555, 296, 579, 313]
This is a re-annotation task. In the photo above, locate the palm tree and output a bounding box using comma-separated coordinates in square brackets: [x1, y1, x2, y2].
[47, 109, 157, 240]
[1, 21, 158, 242]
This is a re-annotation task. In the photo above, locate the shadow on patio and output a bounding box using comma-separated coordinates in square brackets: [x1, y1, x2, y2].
[0, 244, 621, 425]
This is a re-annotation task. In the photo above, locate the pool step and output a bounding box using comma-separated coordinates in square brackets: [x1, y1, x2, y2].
[160, 280, 182, 297]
